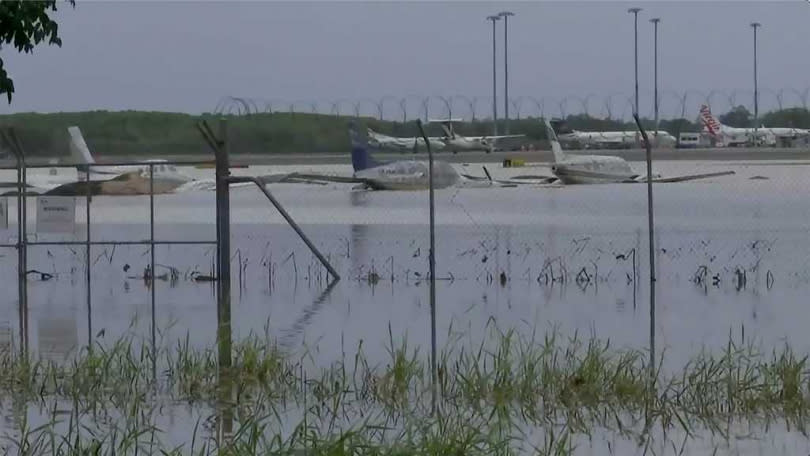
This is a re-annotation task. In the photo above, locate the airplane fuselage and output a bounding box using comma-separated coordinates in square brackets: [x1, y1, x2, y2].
[561, 130, 676, 149]
[705, 126, 777, 147]
[354, 160, 460, 190]
[442, 137, 492, 152]
[550, 156, 637, 184]
[368, 132, 445, 153]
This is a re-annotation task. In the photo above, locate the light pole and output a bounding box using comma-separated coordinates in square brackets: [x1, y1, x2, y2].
[628, 8, 642, 116]
[487, 15, 500, 137]
[751, 22, 761, 145]
[499, 11, 514, 134]
[650, 17, 660, 144]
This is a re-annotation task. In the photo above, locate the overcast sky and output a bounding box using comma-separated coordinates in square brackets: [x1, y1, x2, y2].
[1, 1, 809, 119]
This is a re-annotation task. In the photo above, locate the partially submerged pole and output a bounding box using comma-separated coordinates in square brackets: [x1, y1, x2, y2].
[633, 114, 656, 376]
[2, 129, 28, 354]
[214, 119, 232, 373]
[416, 119, 438, 415]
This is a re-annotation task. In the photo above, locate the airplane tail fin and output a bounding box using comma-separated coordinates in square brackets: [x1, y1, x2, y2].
[67, 126, 95, 165]
[699, 104, 722, 137]
[439, 121, 455, 138]
[348, 121, 382, 172]
[543, 119, 567, 163]
[67, 126, 96, 178]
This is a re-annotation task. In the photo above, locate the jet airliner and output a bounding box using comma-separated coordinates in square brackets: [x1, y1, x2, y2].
[699, 104, 808, 147]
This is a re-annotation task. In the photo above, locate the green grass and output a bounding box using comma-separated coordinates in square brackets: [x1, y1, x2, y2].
[0, 323, 809, 454]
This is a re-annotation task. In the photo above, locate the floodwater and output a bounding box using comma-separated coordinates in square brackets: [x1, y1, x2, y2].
[1, 159, 810, 453]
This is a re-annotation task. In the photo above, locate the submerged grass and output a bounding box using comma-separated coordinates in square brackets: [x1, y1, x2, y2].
[0, 323, 809, 454]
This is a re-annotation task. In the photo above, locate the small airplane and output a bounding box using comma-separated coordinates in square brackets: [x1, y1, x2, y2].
[264, 122, 554, 191]
[544, 119, 735, 185]
[550, 119, 677, 149]
[1, 126, 221, 196]
[366, 128, 446, 153]
[429, 118, 525, 153]
[699, 104, 808, 147]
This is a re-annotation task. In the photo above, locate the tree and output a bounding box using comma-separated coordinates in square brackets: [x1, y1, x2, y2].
[0, 0, 74, 103]
[760, 107, 810, 129]
[719, 105, 752, 128]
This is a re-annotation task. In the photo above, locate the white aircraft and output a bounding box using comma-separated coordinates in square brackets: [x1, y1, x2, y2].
[366, 128, 446, 153]
[265, 122, 553, 190]
[67, 126, 192, 187]
[698, 104, 807, 147]
[428, 118, 525, 153]
[1, 127, 217, 196]
[549, 119, 677, 149]
[544, 119, 735, 185]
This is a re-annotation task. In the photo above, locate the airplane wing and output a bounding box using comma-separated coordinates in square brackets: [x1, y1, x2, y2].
[461, 166, 557, 186]
[650, 170, 735, 183]
[485, 134, 526, 140]
[261, 172, 368, 185]
[621, 170, 736, 184]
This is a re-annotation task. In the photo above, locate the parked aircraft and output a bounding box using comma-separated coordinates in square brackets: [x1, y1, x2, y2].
[699, 104, 807, 147]
[1, 127, 221, 196]
[544, 119, 735, 185]
[366, 128, 446, 153]
[428, 118, 525, 153]
[67, 126, 191, 186]
[549, 119, 677, 149]
[264, 122, 553, 190]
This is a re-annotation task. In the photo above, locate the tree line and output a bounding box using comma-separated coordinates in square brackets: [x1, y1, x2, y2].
[1, 107, 808, 159]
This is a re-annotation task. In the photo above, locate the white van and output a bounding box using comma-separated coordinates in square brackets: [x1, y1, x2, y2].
[677, 132, 701, 148]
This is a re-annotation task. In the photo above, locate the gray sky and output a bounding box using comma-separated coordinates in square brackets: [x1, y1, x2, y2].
[2, 1, 809, 119]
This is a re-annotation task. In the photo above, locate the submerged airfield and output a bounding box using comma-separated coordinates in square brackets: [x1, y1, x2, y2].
[134, 145, 810, 167]
[3, 144, 810, 453]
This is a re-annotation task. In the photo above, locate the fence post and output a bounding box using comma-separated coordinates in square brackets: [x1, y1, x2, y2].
[2, 129, 28, 354]
[214, 119, 232, 373]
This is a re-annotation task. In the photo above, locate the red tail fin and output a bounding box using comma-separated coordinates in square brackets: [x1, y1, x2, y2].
[699, 104, 722, 137]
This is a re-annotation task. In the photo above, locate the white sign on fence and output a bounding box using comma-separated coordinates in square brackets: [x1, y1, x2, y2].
[36, 197, 76, 233]
[0, 198, 7, 230]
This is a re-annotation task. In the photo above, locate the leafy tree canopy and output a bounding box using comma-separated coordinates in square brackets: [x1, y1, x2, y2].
[0, 0, 74, 103]
[719, 105, 752, 128]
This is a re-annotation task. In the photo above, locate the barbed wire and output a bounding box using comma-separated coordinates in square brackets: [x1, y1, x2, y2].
[214, 88, 810, 122]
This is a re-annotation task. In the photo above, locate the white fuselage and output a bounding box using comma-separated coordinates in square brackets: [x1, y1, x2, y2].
[550, 155, 638, 184]
[80, 161, 193, 188]
[705, 125, 778, 147]
[354, 160, 460, 190]
[441, 136, 491, 152]
[560, 130, 676, 148]
[368, 131, 445, 152]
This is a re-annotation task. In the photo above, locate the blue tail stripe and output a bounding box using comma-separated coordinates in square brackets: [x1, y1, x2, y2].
[349, 122, 383, 172]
